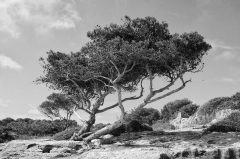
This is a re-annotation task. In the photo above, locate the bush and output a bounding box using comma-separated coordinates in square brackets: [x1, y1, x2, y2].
[196, 92, 240, 118]
[0, 117, 79, 141]
[152, 120, 175, 131]
[52, 127, 81, 140]
[179, 103, 199, 118]
[160, 99, 198, 121]
[125, 108, 160, 125]
[204, 112, 240, 133]
[0, 126, 17, 143]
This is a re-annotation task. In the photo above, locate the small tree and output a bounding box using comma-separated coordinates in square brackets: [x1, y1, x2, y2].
[39, 93, 75, 128]
[37, 16, 211, 141]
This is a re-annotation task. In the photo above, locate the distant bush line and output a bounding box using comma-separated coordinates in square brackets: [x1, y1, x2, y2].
[0, 118, 78, 143]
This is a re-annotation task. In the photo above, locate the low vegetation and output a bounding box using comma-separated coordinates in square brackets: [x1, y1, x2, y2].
[0, 118, 78, 143]
[159, 99, 199, 121]
[204, 111, 240, 133]
[52, 126, 81, 140]
[125, 108, 161, 125]
[196, 92, 240, 118]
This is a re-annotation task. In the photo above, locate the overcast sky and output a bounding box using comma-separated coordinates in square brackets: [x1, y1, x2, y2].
[0, 0, 240, 123]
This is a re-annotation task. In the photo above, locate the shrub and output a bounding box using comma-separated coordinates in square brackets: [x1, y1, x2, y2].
[52, 127, 81, 140]
[197, 92, 240, 118]
[179, 104, 199, 118]
[152, 120, 175, 131]
[0, 126, 17, 143]
[160, 99, 198, 121]
[204, 112, 240, 133]
[125, 108, 160, 125]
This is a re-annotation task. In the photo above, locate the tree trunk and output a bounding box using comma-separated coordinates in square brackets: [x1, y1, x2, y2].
[83, 119, 124, 142]
[71, 113, 96, 140]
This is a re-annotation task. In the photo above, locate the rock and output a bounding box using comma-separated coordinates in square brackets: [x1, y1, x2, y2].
[102, 134, 114, 139]
[223, 148, 237, 159]
[91, 139, 101, 148]
[181, 148, 191, 157]
[159, 153, 172, 159]
[42, 145, 54, 153]
[50, 147, 76, 154]
[101, 134, 114, 144]
[212, 149, 222, 159]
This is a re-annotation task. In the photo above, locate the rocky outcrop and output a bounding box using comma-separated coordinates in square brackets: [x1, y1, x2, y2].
[170, 109, 239, 129]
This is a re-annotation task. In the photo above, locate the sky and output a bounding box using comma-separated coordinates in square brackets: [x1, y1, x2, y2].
[0, 0, 240, 123]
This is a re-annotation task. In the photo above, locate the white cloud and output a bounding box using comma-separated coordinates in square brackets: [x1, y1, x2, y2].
[0, 0, 81, 38]
[221, 77, 240, 83]
[208, 39, 239, 61]
[217, 51, 235, 60]
[0, 54, 23, 71]
[208, 39, 233, 51]
[0, 98, 11, 107]
[27, 108, 41, 115]
[27, 104, 41, 115]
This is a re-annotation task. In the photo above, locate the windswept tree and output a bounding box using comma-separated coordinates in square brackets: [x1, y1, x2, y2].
[39, 93, 75, 128]
[37, 16, 211, 141]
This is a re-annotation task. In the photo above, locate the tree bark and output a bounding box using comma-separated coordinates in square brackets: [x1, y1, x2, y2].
[84, 119, 124, 142]
[71, 113, 96, 140]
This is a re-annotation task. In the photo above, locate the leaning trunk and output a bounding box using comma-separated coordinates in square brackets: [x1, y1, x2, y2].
[71, 113, 96, 140]
[84, 119, 124, 142]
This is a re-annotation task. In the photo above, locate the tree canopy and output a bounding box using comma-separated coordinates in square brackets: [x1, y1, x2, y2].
[39, 93, 75, 121]
[37, 16, 211, 140]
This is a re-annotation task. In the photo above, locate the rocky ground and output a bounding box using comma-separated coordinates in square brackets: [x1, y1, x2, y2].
[1, 130, 240, 159]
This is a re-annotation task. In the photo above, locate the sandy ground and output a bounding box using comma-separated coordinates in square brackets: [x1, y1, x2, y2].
[1, 130, 240, 159]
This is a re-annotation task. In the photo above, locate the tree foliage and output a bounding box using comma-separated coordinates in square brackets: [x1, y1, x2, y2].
[37, 16, 211, 140]
[39, 93, 75, 121]
[126, 108, 160, 125]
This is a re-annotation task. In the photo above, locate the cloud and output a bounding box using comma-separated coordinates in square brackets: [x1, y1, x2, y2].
[208, 39, 233, 51]
[27, 105, 41, 115]
[221, 77, 240, 83]
[217, 51, 235, 60]
[0, 0, 81, 38]
[27, 108, 41, 115]
[208, 39, 239, 61]
[0, 54, 23, 71]
[0, 98, 11, 107]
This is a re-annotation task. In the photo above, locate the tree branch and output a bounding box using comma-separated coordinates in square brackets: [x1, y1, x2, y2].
[92, 89, 112, 113]
[97, 78, 145, 113]
[110, 60, 120, 75]
[148, 78, 191, 104]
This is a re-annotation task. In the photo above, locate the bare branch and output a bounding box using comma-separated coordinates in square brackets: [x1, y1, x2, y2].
[110, 60, 120, 75]
[92, 89, 112, 113]
[148, 79, 191, 104]
[153, 77, 178, 94]
[124, 62, 136, 74]
[97, 78, 145, 113]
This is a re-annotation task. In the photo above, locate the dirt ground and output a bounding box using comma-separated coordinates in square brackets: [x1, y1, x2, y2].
[1, 130, 240, 159]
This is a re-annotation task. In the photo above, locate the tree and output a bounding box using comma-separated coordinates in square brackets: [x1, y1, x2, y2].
[39, 93, 75, 128]
[37, 16, 211, 141]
